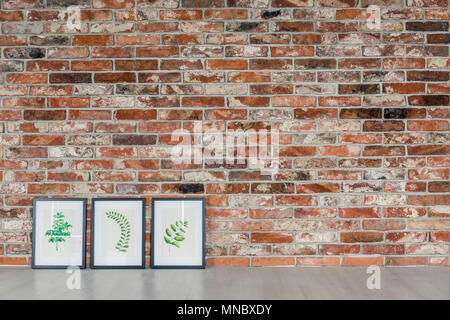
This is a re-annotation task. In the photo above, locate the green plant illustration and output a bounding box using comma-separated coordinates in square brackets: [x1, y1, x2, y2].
[45, 212, 72, 251]
[106, 211, 131, 253]
[164, 220, 188, 248]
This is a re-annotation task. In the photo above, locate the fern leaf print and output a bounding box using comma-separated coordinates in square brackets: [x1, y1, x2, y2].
[164, 220, 188, 249]
[45, 211, 72, 252]
[106, 211, 131, 253]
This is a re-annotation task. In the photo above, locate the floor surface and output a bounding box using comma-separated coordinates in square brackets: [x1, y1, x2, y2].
[0, 267, 449, 300]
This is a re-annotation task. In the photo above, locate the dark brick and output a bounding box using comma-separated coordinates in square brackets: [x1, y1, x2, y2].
[94, 72, 136, 83]
[226, 22, 267, 32]
[408, 145, 450, 156]
[427, 34, 450, 44]
[47, 0, 89, 7]
[339, 84, 380, 95]
[363, 121, 405, 132]
[295, 59, 336, 70]
[112, 135, 157, 145]
[24, 110, 66, 120]
[406, 46, 449, 57]
[262, 10, 282, 19]
[178, 183, 205, 194]
[4, 48, 45, 59]
[429, 181, 450, 193]
[409, 95, 450, 106]
[406, 22, 449, 32]
[384, 108, 407, 119]
[115, 84, 158, 95]
[407, 71, 449, 82]
[183, 0, 224, 7]
[50, 73, 92, 83]
[30, 36, 70, 46]
[340, 108, 382, 119]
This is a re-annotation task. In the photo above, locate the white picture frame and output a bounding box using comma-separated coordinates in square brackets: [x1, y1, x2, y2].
[151, 198, 205, 269]
[91, 198, 145, 269]
[32, 198, 86, 269]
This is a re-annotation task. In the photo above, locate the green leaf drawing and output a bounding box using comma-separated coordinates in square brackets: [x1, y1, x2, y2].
[105, 211, 131, 253]
[164, 220, 188, 249]
[45, 212, 72, 251]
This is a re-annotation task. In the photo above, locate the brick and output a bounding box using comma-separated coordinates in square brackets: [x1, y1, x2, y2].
[96, 147, 137, 158]
[206, 258, 249, 267]
[24, 110, 66, 120]
[406, 22, 448, 31]
[69, 110, 110, 120]
[0, 36, 27, 46]
[272, 0, 312, 6]
[92, 47, 133, 58]
[4, 48, 45, 59]
[0, 85, 27, 96]
[227, 22, 268, 33]
[339, 208, 380, 218]
[430, 231, 450, 242]
[50, 73, 92, 84]
[318, 146, 360, 157]
[205, 9, 247, 19]
[206, 59, 247, 70]
[115, 109, 156, 120]
[426, 9, 450, 19]
[273, 96, 316, 107]
[23, 135, 65, 146]
[363, 146, 405, 156]
[250, 59, 292, 70]
[252, 257, 295, 267]
[275, 195, 316, 206]
[73, 35, 113, 46]
[93, 0, 134, 8]
[28, 183, 69, 194]
[116, 160, 159, 170]
[251, 232, 293, 243]
[408, 71, 449, 82]
[297, 257, 340, 266]
[297, 183, 339, 193]
[408, 145, 449, 155]
[342, 257, 383, 266]
[0, 257, 27, 265]
[318, 0, 357, 6]
[341, 232, 383, 243]
[7, 73, 47, 84]
[386, 257, 428, 266]
[363, 121, 405, 132]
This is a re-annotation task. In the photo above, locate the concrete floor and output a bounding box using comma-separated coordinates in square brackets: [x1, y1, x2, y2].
[0, 267, 449, 300]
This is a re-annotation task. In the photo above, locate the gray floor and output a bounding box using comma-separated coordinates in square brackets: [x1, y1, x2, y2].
[0, 267, 449, 300]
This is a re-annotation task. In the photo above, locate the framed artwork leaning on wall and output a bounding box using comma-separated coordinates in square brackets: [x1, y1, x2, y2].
[32, 198, 86, 269]
[91, 198, 146, 269]
[151, 198, 205, 269]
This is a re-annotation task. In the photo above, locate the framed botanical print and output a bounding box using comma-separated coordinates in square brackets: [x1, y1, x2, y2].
[151, 198, 205, 269]
[32, 198, 86, 269]
[91, 198, 145, 269]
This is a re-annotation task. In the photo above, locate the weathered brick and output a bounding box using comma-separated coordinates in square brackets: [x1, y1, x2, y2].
[0, 0, 447, 268]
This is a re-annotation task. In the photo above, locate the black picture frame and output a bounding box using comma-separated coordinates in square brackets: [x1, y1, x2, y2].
[32, 198, 87, 269]
[151, 197, 205, 269]
[90, 198, 146, 269]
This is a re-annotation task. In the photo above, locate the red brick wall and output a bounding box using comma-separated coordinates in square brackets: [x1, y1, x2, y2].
[0, 0, 449, 267]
